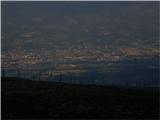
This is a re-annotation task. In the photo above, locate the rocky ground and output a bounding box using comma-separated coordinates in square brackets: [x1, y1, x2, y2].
[2, 77, 159, 119]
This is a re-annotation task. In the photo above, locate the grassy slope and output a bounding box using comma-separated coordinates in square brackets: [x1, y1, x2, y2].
[2, 77, 159, 119]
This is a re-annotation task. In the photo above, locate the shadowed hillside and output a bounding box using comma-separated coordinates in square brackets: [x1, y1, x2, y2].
[2, 77, 159, 119]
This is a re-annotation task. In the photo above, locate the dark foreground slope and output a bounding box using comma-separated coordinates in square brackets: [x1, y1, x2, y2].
[2, 77, 159, 119]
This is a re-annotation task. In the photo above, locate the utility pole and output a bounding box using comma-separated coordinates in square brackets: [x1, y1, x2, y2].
[143, 79, 146, 88]
[90, 73, 95, 85]
[77, 75, 81, 84]
[136, 79, 138, 89]
[32, 74, 35, 80]
[79, 76, 81, 85]
[70, 73, 73, 84]
[59, 74, 62, 83]
[2, 70, 5, 78]
[111, 80, 113, 86]
[102, 75, 105, 85]
[125, 81, 128, 87]
[17, 69, 21, 78]
[38, 71, 42, 81]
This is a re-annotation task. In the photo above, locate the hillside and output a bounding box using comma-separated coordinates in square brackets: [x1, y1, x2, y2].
[2, 77, 159, 119]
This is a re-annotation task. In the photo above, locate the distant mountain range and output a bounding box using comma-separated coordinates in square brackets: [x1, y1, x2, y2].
[1, 2, 159, 87]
